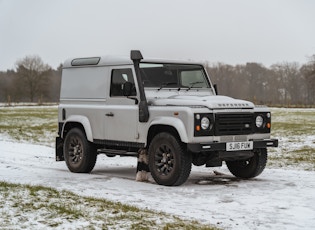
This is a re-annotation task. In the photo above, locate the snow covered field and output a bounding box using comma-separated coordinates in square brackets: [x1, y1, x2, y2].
[1, 141, 315, 229]
[1, 107, 315, 229]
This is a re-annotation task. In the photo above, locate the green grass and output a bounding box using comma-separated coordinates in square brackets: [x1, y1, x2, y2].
[268, 108, 315, 170]
[1, 106, 314, 228]
[271, 109, 315, 136]
[0, 106, 58, 145]
[1, 106, 314, 170]
[0, 106, 219, 229]
[0, 181, 217, 230]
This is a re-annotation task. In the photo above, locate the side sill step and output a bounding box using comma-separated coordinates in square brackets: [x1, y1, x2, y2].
[97, 149, 138, 157]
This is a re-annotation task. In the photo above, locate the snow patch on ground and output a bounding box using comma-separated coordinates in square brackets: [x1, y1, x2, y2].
[1, 140, 315, 229]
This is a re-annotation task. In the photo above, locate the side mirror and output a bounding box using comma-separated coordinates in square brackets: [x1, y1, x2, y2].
[123, 82, 133, 96]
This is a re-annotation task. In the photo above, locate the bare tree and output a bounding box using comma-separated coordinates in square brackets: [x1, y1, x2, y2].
[46, 64, 62, 102]
[271, 62, 301, 105]
[1, 53, 312, 106]
[206, 62, 236, 96]
[15, 55, 51, 102]
[301, 55, 315, 104]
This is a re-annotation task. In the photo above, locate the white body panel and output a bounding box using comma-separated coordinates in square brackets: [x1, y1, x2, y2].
[58, 55, 272, 147]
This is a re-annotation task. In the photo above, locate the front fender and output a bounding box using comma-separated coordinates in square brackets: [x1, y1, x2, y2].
[61, 115, 93, 142]
[149, 117, 189, 143]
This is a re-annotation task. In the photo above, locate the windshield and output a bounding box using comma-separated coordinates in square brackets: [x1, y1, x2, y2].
[139, 63, 210, 89]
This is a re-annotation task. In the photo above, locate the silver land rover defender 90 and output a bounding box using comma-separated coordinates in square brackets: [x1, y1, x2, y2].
[56, 50, 278, 186]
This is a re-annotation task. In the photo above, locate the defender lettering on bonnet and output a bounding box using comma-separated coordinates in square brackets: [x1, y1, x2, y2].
[55, 50, 278, 186]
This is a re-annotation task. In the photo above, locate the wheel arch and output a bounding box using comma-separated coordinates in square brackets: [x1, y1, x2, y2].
[61, 115, 93, 142]
[147, 117, 189, 146]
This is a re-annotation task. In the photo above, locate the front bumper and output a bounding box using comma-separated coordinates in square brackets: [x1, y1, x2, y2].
[187, 139, 278, 153]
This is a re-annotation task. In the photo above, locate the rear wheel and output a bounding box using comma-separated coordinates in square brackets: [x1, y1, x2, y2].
[226, 148, 267, 178]
[148, 132, 192, 186]
[64, 128, 97, 173]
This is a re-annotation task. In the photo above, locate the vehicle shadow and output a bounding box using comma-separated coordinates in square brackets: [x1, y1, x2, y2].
[92, 166, 137, 181]
[189, 170, 263, 186]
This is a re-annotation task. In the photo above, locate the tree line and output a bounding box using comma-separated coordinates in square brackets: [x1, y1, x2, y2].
[0, 55, 61, 104]
[206, 56, 315, 106]
[0, 55, 315, 106]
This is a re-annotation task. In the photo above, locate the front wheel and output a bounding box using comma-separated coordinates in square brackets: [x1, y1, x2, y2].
[226, 148, 267, 179]
[148, 132, 192, 186]
[64, 128, 97, 173]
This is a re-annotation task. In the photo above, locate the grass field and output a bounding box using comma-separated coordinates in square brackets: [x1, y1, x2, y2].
[269, 108, 315, 170]
[1, 106, 314, 229]
[0, 106, 57, 146]
[0, 106, 315, 229]
[1, 106, 314, 170]
[0, 181, 215, 230]
[0, 106, 218, 229]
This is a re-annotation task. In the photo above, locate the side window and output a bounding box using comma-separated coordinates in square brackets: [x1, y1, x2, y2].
[110, 68, 136, 97]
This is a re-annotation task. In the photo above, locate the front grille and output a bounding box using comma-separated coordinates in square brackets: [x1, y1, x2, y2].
[215, 113, 254, 135]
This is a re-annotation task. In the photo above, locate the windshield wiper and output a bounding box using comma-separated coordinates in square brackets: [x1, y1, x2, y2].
[158, 82, 178, 91]
[186, 81, 203, 91]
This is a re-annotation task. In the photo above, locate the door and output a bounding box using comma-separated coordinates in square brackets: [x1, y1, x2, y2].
[104, 67, 139, 142]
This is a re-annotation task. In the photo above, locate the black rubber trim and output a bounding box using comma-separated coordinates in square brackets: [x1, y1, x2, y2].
[94, 139, 145, 149]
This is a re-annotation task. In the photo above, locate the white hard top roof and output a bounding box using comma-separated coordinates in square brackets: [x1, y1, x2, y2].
[63, 55, 203, 68]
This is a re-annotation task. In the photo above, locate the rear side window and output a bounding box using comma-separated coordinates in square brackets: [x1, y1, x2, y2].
[110, 68, 136, 97]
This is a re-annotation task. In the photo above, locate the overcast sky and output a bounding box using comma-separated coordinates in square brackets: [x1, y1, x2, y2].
[0, 0, 314, 70]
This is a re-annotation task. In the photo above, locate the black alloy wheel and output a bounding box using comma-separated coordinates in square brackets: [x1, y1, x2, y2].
[226, 148, 268, 178]
[64, 128, 97, 173]
[148, 132, 192, 186]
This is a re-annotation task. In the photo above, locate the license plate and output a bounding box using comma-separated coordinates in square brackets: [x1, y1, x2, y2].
[226, 141, 253, 151]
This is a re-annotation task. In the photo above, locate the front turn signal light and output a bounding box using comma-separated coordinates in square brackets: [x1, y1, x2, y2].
[266, 123, 271, 129]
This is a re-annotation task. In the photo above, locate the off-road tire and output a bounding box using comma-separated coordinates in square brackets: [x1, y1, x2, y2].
[148, 132, 192, 186]
[226, 148, 267, 178]
[64, 128, 97, 173]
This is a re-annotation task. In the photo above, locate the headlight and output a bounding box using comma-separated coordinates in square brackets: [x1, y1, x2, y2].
[201, 117, 210, 130]
[194, 113, 214, 136]
[255, 115, 264, 128]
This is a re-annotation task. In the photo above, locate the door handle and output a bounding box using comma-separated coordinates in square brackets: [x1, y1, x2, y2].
[105, 112, 114, 117]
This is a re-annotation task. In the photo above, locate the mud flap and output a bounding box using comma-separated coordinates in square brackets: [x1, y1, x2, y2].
[55, 137, 64, 161]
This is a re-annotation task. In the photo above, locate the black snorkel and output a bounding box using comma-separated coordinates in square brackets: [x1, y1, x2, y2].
[130, 50, 149, 122]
